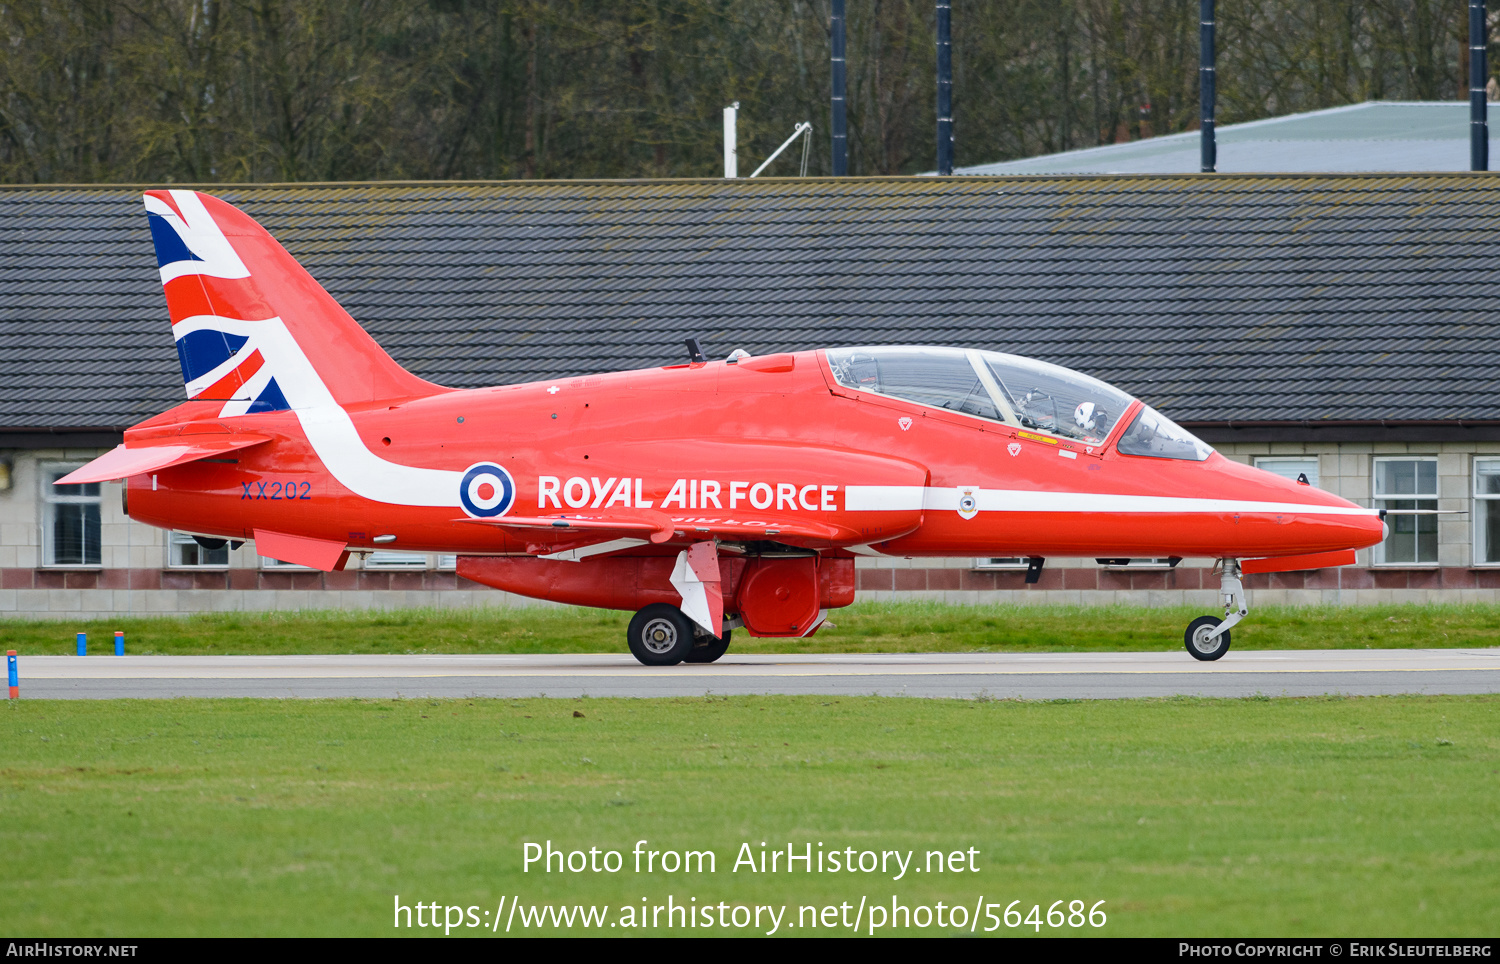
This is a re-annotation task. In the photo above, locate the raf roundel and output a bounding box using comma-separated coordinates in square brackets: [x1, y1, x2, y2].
[459, 462, 516, 518]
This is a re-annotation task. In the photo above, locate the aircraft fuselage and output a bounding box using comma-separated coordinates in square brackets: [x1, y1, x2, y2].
[126, 348, 1381, 562]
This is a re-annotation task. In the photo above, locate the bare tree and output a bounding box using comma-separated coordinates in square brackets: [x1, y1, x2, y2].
[0, 0, 1483, 184]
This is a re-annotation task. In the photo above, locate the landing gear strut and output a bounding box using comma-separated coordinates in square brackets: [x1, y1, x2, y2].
[1185, 559, 1246, 662]
[684, 627, 732, 664]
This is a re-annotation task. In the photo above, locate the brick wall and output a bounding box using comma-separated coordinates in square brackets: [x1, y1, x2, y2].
[5, 443, 1500, 618]
[855, 564, 1500, 607]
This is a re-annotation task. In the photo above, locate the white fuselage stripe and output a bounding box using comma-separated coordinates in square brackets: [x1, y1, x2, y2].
[200, 316, 462, 506]
[845, 485, 1377, 518]
[189, 318, 1370, 520]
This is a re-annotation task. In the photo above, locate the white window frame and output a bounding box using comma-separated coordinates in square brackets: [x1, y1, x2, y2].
[362, 550, 430, 570]
[1473, 458, 1500, 567]
[973, 557, 1029, 570]
[1098, 558, 1179, 571]
[167, 530, 230, 569]
[259, 555, 313, 571]
[40, 462, 102, 568]
[1255, 456, 1320, 489]
[1371, 456, 1440, 567]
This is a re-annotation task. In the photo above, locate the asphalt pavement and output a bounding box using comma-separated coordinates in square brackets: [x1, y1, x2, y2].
[12, 649, 1500, 700]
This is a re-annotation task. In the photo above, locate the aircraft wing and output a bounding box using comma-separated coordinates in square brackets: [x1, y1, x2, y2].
[462, 511, 858, 550]
[55, 434, 272, 485]
[471, 511, 678, 544]
[680, 519, 849, 542]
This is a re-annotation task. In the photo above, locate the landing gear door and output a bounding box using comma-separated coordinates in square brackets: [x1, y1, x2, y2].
[735, 556, 822, 637]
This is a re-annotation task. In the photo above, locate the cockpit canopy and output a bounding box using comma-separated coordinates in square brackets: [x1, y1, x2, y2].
[824, 346, 1212, 460]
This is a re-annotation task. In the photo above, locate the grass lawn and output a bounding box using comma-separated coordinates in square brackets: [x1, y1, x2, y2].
[1, 694, 1495, 937]
[3, 601, 1499, 656]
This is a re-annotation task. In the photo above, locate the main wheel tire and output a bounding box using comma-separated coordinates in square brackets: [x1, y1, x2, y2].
[1184, 615, 1231, 661]
[684, 629, 732, 664]
[627, 604, 696, 666]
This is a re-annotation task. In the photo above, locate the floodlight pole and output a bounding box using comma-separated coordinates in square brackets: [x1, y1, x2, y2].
[1471, 0, 1488, 171]
[936, 1, 954, 175]
[831, 0, 848, 176]
[1199, 0, 1216, 173]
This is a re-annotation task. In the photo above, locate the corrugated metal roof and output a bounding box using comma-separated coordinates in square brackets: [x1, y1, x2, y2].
[1, 173, 1496, 430]
[956, 102, 1500, 175]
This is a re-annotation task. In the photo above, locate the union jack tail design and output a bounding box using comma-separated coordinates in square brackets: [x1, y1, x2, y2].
[144, 190, 442, 416]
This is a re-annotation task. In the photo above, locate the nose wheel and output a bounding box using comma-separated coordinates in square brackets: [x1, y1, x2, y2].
[1184, 560, 1246, 662]
[1185, 615, 1231, 660]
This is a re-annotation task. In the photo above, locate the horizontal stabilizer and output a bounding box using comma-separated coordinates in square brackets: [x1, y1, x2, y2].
[55, 434, 271, 485]
[253, 529, 349, 572]
[1240, 549, 1357, 574]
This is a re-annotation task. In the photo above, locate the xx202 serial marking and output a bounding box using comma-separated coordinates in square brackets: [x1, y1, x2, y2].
[241, 480, 313, 501]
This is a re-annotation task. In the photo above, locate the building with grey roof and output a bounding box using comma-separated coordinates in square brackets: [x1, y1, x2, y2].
[2, 174, 1498, 618]
[956, 102, 1500, 176]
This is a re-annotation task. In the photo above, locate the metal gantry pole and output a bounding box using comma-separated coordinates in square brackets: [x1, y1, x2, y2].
[936, 1, 954, 175]
[723, 102, 739, 178]
[831, 0, 848, 176]
[1199, 0, 1216, 173]
[1472, 0, 1489, 172]
[749, 122, 814, 178]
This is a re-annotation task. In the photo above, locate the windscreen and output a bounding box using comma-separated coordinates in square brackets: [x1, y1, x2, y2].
[1116, 404, 1214, 461]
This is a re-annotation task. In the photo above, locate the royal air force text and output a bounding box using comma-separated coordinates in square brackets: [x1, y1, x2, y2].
[538, 477, 840, 513]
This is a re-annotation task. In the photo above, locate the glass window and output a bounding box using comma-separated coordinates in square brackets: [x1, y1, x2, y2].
[259, 555, 311, 570]
[42, 465, 101, 567]
[827, 347, 1000, 420]
[436, 554, 457, 571]
[1255, 457, 1320, 488]
[1116, 405, 1213, 461]
[1474, 459, 1500, 565]
[979, 352, 1132, 443]
[364, 551, 428, 569]
[1373, 457, 1438, 565]
[973, 557, 1028, 570]
[169, 531, 229, 568]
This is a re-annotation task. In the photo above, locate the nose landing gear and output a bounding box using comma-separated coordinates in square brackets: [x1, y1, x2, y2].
[1185, 559, 1246, 661]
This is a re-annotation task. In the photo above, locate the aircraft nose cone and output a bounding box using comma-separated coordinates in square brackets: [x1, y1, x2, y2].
[1214, 456, 1387, 554]
[1347, 505, 1387, 551]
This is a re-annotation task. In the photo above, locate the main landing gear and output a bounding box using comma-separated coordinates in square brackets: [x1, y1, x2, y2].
[1185, 559, 1246, 662]
[685, 628, 732, 664]
[626, 603, 732, 666]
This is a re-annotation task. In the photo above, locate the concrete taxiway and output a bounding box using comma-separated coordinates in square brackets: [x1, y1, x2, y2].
[12, 649, 1500, 700]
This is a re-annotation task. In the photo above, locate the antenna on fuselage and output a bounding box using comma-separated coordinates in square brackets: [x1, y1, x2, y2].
[685, 338, 707, 363]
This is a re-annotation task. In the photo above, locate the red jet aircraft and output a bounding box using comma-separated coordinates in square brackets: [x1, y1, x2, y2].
[62, 191, 1386, 664]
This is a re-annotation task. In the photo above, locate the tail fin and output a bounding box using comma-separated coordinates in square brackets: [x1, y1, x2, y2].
[144, 190, 444, 415]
